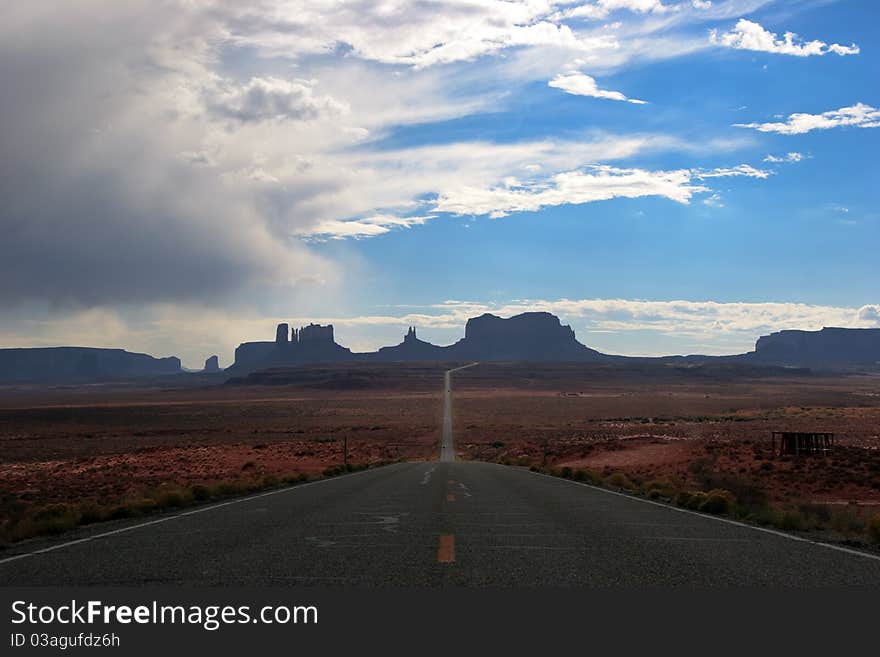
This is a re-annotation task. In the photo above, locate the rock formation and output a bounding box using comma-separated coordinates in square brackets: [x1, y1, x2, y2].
[226, 313, 880, 375]
[0, 347, 181, 384]
[448, 312, 604, 361]
[230, 312, 606, 372]
[374, 326, 446, 361]
[748, 327, 880, 368]
[203, 355, 220, 373]
[299, 323, 334, 342]
[230, 322, 350, 373]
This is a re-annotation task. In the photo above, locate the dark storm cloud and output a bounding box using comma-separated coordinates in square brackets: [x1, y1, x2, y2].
[0, 3, 326, 308]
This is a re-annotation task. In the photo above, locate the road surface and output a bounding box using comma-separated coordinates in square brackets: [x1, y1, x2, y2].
[1, 366, 879, 586]
[440, 363, 478, 462]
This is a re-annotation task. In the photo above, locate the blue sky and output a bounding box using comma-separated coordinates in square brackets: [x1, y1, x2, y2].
[0, 1, 878, 366]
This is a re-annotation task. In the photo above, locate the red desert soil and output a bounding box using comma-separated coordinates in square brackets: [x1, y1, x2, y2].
[1, 362, 879, 533]
[0, 376, 442, 519]
[558, 440, 694, 470]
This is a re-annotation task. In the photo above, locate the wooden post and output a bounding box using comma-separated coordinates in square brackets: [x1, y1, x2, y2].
[343, 435, 348, 469]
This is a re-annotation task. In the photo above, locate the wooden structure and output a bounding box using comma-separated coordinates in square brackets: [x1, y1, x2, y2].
[771, 431, 834, 456]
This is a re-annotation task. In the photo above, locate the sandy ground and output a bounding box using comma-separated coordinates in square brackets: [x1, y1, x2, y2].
[1, 362, 879, 531]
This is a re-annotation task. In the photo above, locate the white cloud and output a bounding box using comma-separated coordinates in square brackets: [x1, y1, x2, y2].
[710, 19, 859, 57]
[692, 0, 711, 8]
[827, 43, 861, 56]
[702, 193, 723, 207]
[695, 164, 770, 179]
[206, 76, 347, 123]
[858, 305, 880, 322]
[548, 71, 647, 103]
[434, 163, 768, 218]
[763, 152, 804, 163]
[297, 214, 434, 240]
[225, 1, 619, 68]
[558, 1, 671, 21]
[735, 103, 880, 135]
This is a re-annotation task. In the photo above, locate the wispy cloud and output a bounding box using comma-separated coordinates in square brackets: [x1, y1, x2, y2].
[555, 0, 671, 21]
[763, 152, 805, 163]
[548, 71, 647, 103]
[297, 214, 435, 240]
[434, 163, 770, 218]
[735, 103, 880, 134]
[710, 19, 859, 57]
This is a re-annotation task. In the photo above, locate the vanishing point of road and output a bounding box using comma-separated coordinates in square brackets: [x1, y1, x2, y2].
[2, 363, 880, 586]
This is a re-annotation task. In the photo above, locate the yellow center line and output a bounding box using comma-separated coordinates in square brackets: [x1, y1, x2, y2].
[437, 534, 455, 563]
[447, 480, 456, 485]
[446, 493, 456, 502]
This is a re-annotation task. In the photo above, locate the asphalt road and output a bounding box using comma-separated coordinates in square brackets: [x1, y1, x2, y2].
[1, 366, 879, 586]
[440, 363, 478, 463]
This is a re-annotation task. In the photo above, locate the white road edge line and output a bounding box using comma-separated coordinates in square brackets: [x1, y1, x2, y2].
[525, 468, 880, 563]
[0, 463, 404, 567]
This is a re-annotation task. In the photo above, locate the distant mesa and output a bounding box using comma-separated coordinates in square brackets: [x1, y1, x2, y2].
[748, 327, 880, 368]
[227, 313, 880, 375]
[0, 347, 181, 384]
[4, 313, 878, 386]
[228, 312, 606, 374]
[454, 312, 604, 361]
[232, 322, 352, 373]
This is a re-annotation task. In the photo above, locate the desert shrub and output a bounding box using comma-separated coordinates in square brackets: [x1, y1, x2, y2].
[216, 481, 246, 496]
[573, 469, 601, 485]
[750, 506, 782, 527]
[868, 516, 880, 544]
[152, 489, 192, 509]
[106, 497, 156, 520]
[560, 467, 573, 479]
[243, 479, 264, 492]
[684, 491, 708, 511]
[675, 491, 694, 508]
[687, 458, 712, 476]
[644, 478, 681, 500]
[696, 471, 769, 512]
[131, 498, 159, 514]
[107, 504, 134, 520]
[780, 510, 805, 531]
[605, 472, 635, 491]
[698, 489, 735, 515]
[190, 484, 211, 501]
[77, 503, 104, 525]
[830, 507, 866, 535]
[15, 504, 81, 538]
[797, 503, 832, 524]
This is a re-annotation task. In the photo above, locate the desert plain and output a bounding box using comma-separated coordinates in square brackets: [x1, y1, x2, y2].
[1, 361, 879, 547]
